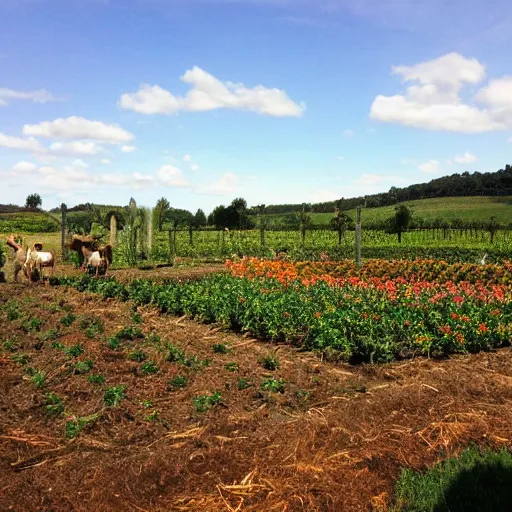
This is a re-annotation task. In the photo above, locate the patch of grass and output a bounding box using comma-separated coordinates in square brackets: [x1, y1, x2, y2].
[51, 341, 65, 350]
[224, 362, 239, 372]
[11, 353, 30, 365]
[60, 313, 76, 327]
[393, 446, 512, 512]
[88, 374, 105, 385]
[166, 343, 199, 367]
[64, 343, 84, 359]
[261, 377, 286, 393]
[259, 353, 280, 371]
[65, 413, 99, 439]
[128, 349, 148, 362]
[22, 317, 44, 333]
[104, 385, 127, 407]
[192, 391, 222, 413]
[212, 343, 229, 354]
[5, 300, 20, 321]
[40, 328, 60, 341]
[73, 360, 94, 374]
[168, 375, 188, 391]
[130, 311, 143, 324]
[106, 336, 121, 350]
[237, 377, 253, 390]
[44, 392, 64, 416]
[80, 316, 104, 339]
[31, 370, 46, 388]
[146, 333, 161, 344]
[3, 339, 20, 352]
[116, 326, 144, 341]
[140, 361, 158, 375]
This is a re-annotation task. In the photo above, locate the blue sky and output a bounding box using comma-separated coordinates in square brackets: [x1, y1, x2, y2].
[1, 0, 511, 213]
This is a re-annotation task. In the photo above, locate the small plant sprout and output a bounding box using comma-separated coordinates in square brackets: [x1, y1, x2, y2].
[104, 385, 127, 407]
[224, 362, 239, 372]
[65, 413, 99, 439]
[130, 311, 143, 324]
[116, 326, 144, 341]
[212, 343, 229, 354]
[168, 375, 188, 391]
[140, 361, 158, 375]
[128, 349, 148, 362]
[64, 343, 84, 359]
[192, 392, 222, 413]
[259, 353, 280, 371]
[237, 377, 253, 390]
[44, 393, 64, 416]
[60, 313, 76, 327]
[31, 371, 47, 389]
[88, 374, 105, 385]
[11, 353, 30, 365]
[73, 360, 94, 374]
[146, 410, 159, 422]
[261, 377, 286, 393]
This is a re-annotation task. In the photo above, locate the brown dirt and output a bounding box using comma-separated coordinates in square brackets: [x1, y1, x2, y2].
[0, 273, 511, 512]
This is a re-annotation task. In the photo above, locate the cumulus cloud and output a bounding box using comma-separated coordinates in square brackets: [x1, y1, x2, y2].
[453, 151, 477, 164]
[195, 172, 239, 196]
[370, 52, 512, 133]
[121, 145, 137, 153]
[48, 141, 104, 156]
[418, 159, 440, 173]
[119, 66, 305, 117]
[23, 116, 134, 143]
[156, 165, 190, 188]
[100, 158, 111, 165]
[0, 88, 58, 106]
[190, 163, 200, 171]
[0, 133, 43, 152]
[11, 161, 37, 173]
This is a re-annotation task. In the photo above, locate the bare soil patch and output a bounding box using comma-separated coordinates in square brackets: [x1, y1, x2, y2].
[0, 278, 511, 511]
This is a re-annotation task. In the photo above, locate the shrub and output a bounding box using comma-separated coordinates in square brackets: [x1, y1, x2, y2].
[168, 375, 188, 391]
[192, 392, 222, 413]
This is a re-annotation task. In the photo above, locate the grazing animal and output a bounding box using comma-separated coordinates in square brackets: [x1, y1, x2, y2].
[24, 244, 56, 282]
[6, 235, 28, 282]
[81, 244, 113, 277]
[480, 253, 488, 265]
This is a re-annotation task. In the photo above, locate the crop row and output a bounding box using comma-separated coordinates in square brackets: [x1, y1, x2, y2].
[50, 269, 512, 363]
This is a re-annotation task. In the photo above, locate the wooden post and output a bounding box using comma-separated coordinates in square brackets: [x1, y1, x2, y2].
[61, 203, 68, 261]
[356, 206, 362, 267]
[110, 214, 117, 247]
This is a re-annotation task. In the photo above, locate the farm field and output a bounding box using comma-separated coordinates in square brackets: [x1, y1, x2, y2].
[1, 264, 512, 511]
[261, 196, 512, 227]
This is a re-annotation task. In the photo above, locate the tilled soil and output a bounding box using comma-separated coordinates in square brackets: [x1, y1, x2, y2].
[0, 275, 511, 512]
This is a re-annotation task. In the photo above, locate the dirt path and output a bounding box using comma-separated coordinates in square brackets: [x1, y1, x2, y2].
[1, 280, 511, 511]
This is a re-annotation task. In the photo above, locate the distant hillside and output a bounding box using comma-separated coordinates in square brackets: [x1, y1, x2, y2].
[0, 211, 60, 234]
[253, 165, 512, 215]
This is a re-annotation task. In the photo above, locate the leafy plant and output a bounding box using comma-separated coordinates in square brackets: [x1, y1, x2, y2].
[106, 336, 121, 350]
[224, 362, 239, 372]
[64, 344, 84, 359]
[168, 375, 188, 391]
[60, 313, 76, 327]
[140, 361, 158, 375]
[192, 391, 222, 413]
[11, 353, 30, 365]
[22, 317, 43, 333]
[73, 360, 94, 374]
[40, 328, 60, 341]
[3, 339, 20, 352]
[31, 371, 46, 388]
[104, 385, 127, 407]
[65, 413, 99, 439]
[212, 343, 229, 354]
[130, 311, 143, 324]
[88, 374, 105, 385]
[6, 301, 20, 321]
[259, 353, 280, 371]
[44, 393, 64, 416]
[79, 316, 104, 338]
[116, 326, 144, 341]
[128, 349, 148, 362]
[237, 377, 253, 390]
[261, 377, 286, 393]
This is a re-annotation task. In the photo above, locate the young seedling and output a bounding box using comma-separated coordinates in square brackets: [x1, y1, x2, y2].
[6, 301, 20, 321]
[31, 371, 47, 389]
[60, 313, 76, 327]
[140, 361, 158, 375]
[106, 336, 122, 350]
[168, 375, 188, 391]
[259, 353, 280, 371]
[44, 393, 64, 416]
[116, 326, 144, 341]
[192, 392, 222, 413]
[145, 410, 159, 423]
[73, 360, 94, 374]
[88, 374, 105, 385]
[224, 362, 239, 372]
[261, 377, 286, 393]
[130, 311, 143, 324]
[40, 328, 60, 341]
[65, 413, 99, 439]
[212, 343, 229, 354]
[104, 385, 127, 407]
[22, 317, 43, 333]
[3, 339, 20, 352]
[64, 344, 84, 359]
[11, 353, 30, 365]
[237, 377, 253, 390]
[128, 349, 148, 362]
[51, 341, 65, 350]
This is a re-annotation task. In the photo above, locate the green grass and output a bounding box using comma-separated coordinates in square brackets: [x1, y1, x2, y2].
[260, 196, 512, 227]
[393, 446, 512, 511]
[0, 211, 60, 234]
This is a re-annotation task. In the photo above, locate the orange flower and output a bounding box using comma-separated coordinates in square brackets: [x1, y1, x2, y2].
[283, 312, 291, 318]
[478, 323, 488, 333]
[455, 332, 464, 344]
[315, 312, 322, 319]
[450, 312, 459, 320]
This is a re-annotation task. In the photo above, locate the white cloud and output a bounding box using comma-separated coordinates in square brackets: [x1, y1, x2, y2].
[48, 141, 104, 156]
[370, 52, 511, 133]
[11, 161, 37, 173]
[100, 158, 111, 165]
[418, 159, 440, 173]
[72, 159, 88, 168]
[190, 163, 200, 171]
[119, 66, 305, 117]
[354, 173, 403, 186]
[0, 133, 43, 152]
[453, 151, 477, 164]
[156, 165, 190, 188]
[196, 172, 239, 196]
[121, 145, 137, 153]
[23, 116, 134, 143]
[475, 76, 512, 109]
[0, 88, 58, 106]
[342, 129, 354, 137]
[183, 154, 192, 162]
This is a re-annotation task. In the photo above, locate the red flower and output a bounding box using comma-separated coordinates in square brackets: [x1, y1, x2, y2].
[315, 312, 322, 319]
[478, 323, 488, 333]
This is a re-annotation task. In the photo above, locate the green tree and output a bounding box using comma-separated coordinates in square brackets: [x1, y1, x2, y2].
[386, 204, 412, 243]
[154, 197, 170, 231]
[330, 208, 353, 245]
[193, 208, 207, 228]
[25, 193, 42, 209]
[485, 216, 501, 244]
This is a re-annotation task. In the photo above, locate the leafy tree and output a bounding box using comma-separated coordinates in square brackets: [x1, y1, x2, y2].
[193, 208, 207, 228]
[485, 216, 501, 244]
[295, 204, 312, 244]
[154, 197, 170, 231]
[386, 204, 412, 243]
[210, 198, 254, 229]
[164, 208, 194, 229]
[331, 209, 353, 244]
[25, 193, 42, 210]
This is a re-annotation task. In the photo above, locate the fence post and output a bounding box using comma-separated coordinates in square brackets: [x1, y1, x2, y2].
[60, 203, 68, 261]
[260, 225, 265, 247]
[356, 206, 362, 267]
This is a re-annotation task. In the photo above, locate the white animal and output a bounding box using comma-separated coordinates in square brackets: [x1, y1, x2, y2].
[24, 245, 56, 281]
[480, 253, 488, 265]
